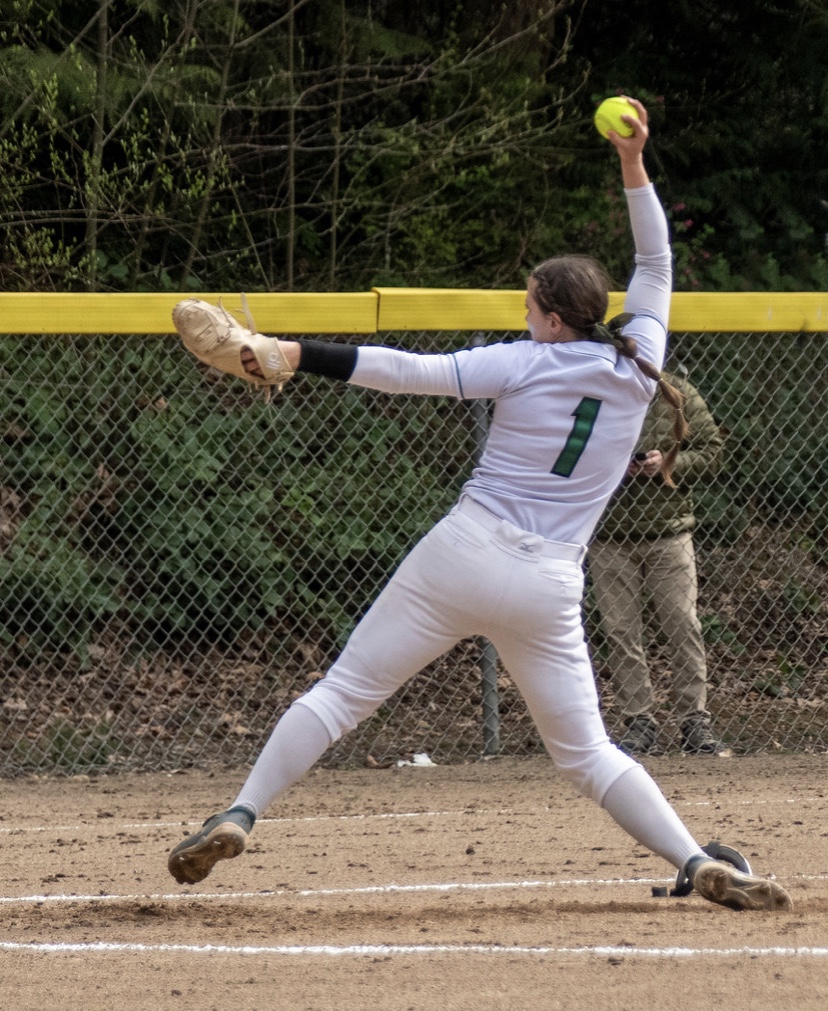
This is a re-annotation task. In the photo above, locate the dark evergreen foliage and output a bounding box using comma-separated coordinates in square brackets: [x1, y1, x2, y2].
[0, 0, 826, 291]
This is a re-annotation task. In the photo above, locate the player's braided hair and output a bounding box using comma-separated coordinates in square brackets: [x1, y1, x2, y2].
[529, 255, 688, 487]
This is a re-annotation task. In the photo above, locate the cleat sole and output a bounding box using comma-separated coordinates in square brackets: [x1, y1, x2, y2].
[693, 861, 793, 912]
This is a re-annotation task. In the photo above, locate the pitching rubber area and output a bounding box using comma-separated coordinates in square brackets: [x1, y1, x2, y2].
[2, 754, 827, 1010]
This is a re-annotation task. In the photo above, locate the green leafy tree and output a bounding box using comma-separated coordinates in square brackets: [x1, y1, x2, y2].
[0, 0, 592, 291]
[564, 0, 828, 290]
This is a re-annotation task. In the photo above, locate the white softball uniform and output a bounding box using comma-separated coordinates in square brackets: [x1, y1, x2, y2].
[235, 183, 706, 871]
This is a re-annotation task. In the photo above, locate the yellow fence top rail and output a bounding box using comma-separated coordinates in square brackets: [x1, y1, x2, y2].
[0, 290, 826, 334]
[376, 289, 828, 332]
[668, 292, 828, 333]
[374, 287, 526, 332]
[0, 292, 378, 335]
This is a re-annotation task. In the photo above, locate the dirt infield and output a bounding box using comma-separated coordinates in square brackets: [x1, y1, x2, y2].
[2, 753, 828, 1011]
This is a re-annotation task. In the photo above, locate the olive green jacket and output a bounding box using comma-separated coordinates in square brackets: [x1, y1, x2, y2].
[593, 373, 724, 541]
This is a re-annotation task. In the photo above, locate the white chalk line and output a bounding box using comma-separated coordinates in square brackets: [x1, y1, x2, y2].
[1, 786, 821, 963]
[2, 939, 827, 959]
[2, 877, 823, 964]
[0, 877, 672, 905]
[3, 871, 820, 907]
[0, 796, 811, 836]
[0, 810, 438, 835]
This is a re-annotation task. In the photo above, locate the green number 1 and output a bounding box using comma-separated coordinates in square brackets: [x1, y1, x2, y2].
[551, 397, 602, 477]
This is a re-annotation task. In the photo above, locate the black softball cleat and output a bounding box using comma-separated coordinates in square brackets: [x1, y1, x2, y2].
[673, 842, 792, 912]
[689, 857, 793, 912]
[167, 806, 255, 885]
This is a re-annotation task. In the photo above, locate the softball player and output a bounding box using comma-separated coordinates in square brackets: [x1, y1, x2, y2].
[169, 98, 791, 912]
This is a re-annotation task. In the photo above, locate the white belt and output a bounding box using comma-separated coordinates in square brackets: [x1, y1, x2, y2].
[455, 496, 586, 564]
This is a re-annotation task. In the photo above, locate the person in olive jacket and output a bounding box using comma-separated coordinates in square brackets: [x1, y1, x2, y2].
[589, 371, 727, 756]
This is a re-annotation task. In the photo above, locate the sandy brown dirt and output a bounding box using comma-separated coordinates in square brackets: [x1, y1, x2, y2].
[2, 753, 828, 1011]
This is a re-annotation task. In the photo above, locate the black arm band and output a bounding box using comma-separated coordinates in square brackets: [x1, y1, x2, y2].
[297, 340, 359, 381]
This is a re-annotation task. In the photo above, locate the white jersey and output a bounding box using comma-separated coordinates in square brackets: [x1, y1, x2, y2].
[348, 184, 671, 546]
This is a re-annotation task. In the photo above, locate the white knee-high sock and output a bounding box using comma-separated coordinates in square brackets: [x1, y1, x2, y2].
[232, 703, 332, 819]
[601, 765, 705, 870]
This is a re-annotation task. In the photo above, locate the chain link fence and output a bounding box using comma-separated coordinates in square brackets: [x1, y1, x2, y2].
[1, 326, 827, 775]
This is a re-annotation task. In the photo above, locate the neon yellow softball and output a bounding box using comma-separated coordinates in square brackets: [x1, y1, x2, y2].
[594, 97, 640, 139]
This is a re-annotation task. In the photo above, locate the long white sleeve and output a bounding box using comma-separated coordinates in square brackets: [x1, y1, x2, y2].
[624, 183, 670, 258]
[619, 183, 672, 375]
[348, 345, 464, 397]
[623, 183, 672, 330]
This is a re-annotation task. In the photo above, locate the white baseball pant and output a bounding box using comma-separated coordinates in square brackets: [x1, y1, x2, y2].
[294, 496, 638, 803]
[234, 497, 705, 870]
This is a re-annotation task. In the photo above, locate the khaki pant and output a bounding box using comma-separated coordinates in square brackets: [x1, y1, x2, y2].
[588, 531, 709, 721]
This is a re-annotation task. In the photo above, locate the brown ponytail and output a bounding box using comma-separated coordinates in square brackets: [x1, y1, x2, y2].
[598, 314, 688, 487]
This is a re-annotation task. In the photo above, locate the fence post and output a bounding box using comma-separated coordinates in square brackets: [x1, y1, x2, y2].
[470, 332, 501, 756]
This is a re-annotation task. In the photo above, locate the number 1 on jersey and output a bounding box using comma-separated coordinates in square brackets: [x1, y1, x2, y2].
[551, 397, 602, 477]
